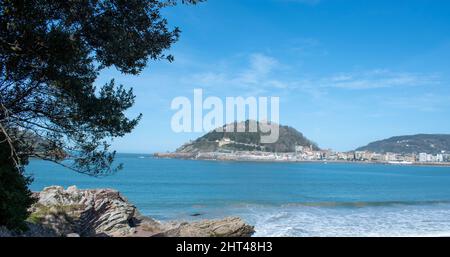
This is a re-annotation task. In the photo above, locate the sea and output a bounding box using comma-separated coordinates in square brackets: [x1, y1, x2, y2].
[27, 153, 450, 237]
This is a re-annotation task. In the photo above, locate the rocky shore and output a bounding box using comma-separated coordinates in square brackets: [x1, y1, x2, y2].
[0, 186, 254, 237]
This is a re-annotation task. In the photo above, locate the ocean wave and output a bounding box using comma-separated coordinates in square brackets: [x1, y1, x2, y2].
[228, 203, 450, 237]
[225, 200, 450, 209]
[280, 200, 450, 208]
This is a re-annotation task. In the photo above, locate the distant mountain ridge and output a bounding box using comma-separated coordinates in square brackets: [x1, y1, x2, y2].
[356, 134, 450, 154]
[176, 120, 319, 153]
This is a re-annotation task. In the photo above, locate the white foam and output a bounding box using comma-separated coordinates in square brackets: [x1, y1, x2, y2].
[230, 204, 450, 237]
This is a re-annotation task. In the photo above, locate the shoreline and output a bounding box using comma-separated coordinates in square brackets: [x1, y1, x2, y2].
[153, 152, 450, 168]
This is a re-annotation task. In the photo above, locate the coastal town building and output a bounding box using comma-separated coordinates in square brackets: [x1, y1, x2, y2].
[157, 147, 450, 165]
[419, 153, 428, 162]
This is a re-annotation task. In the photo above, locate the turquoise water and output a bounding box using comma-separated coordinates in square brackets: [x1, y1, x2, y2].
[27, 154, 450, 236]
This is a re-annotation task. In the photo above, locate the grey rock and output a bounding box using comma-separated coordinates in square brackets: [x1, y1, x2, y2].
[0, 227, 13, 237]
[154, 217, 255, 237]
[0, 223, 58, 237]
[31, 186, 136, 237]
[66, 233, 80, 237]
[7, 186, 255, 238]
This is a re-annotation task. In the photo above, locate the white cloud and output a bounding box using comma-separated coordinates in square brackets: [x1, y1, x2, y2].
[294, 69, 440, 91]
[381, 93, 450, 112]
[235, 53, 279, 85]
[183, 53, 441, 101]
[250, 53, 278, 74]
[190, 72, 228, 87]
[184, 53, 288, 95]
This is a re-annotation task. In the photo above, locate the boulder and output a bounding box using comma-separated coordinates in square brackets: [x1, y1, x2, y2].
[66, 233, 80, 237]
[153, 217, 255, 237]
[2, 186, 255, 237]
[29, 186, 137, 237]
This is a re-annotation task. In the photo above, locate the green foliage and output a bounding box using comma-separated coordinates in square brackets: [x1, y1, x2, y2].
[26, 203, 84, 224]
[0, 0, 203, 230]
[356, 134, 450, 154]
[0, 0, 201, 175]
[0, 137, 35, 231]
[182, 120, 320, 153]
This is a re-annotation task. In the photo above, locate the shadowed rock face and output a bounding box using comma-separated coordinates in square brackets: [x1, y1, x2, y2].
[2, 186, 254, 237]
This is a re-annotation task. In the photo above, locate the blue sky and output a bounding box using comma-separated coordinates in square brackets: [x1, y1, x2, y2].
[96, 0, 450, 153]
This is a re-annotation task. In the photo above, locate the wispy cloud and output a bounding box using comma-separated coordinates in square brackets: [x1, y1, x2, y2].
[380, 93, 450, 112]
[185, 53, 289, 96]
[288, 38, 328, 56]
[235, 53, 279, 85]
[309, 69, 440, 90]
[186, 53, 440, 96]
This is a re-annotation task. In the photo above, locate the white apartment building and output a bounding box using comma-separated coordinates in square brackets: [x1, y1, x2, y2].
[419, 153, 427, 162]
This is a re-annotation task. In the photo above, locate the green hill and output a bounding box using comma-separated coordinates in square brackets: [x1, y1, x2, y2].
[176, 120, 319, 153]
[356, 134, 450, 154]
